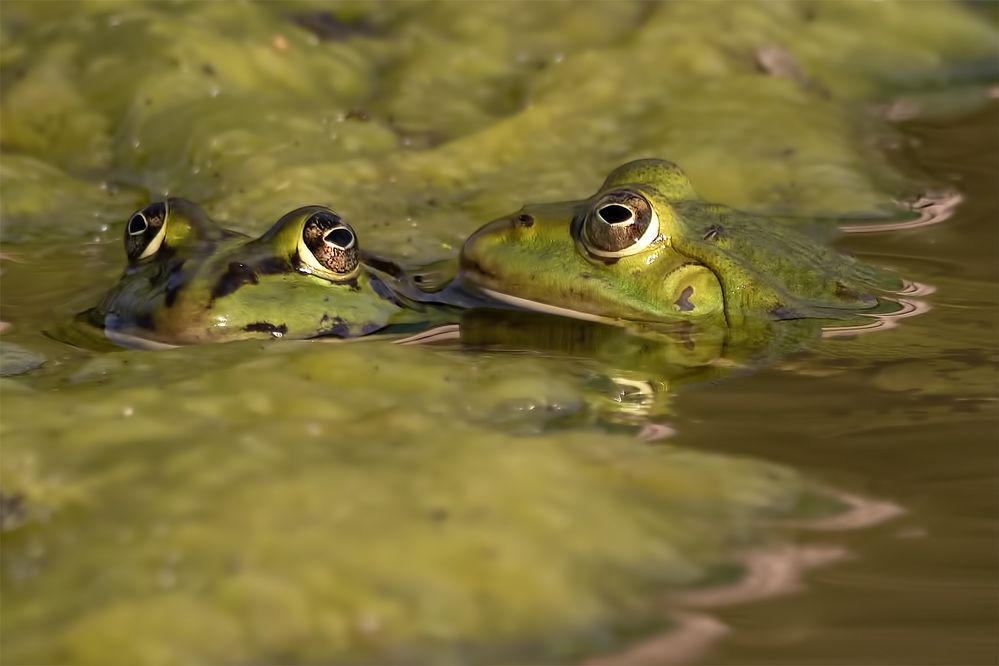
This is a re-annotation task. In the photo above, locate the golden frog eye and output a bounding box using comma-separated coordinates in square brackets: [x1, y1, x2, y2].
[124, 201, 168, 262]
[298, 210, 361, 280]
[581, 190, 659, 257]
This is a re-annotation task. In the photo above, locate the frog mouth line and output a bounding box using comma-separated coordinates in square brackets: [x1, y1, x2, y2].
[470, 286, 618, 324]
[458, 256, 617, 324]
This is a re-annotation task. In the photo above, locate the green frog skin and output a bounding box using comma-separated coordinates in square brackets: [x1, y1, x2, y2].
[459, 159, 905, 328]
[84, 198, 428, 345]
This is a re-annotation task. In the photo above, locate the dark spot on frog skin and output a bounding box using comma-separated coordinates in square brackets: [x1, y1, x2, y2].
[769, 304, 803, 320]
[370, 276, 400, 304]
[163, 259, 187, 307]
[291, 11, 378, 42]
[243, 322, 288, 337]
[210, 257, 294, 304]
[318, 313, 350, 337]
[211, 262, 259, 302]
[316, 317, 383, 339]
[703, 224, 724, 241]
[674, 285, 696, 312]
[362, 254, 406, 279]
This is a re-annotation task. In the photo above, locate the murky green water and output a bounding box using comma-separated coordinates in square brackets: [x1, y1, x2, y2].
[1, 2, 996, 664]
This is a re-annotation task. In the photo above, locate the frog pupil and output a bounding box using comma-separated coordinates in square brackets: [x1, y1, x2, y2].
[302, 213, 359, 276]
[599, 204, 633, 224]
[127, 214, 148, 235]
[584, 195, 653, 254]
[325, 227, 354, 249]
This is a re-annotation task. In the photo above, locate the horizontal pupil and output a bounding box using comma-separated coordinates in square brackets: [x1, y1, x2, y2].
[127, 215, 148, 235]
[324, 227, 354, 247]
[599, 204, 633, 224]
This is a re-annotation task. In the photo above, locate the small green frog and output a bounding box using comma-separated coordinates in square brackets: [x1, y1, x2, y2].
[81, 199, 435, 346]
[459, 159, 906, 328]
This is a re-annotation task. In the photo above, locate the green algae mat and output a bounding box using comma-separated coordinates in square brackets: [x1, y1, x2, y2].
[1, 1, 996, 664]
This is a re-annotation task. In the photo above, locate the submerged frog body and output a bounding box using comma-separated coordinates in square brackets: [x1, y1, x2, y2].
[447, 307, 822, 426]
[83, 198, 428, 345]
[460, 159, 907, 328]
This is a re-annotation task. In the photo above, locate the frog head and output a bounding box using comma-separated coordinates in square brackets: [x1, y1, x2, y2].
[460, 159, 904, 327]
[89, 199, 411, 345]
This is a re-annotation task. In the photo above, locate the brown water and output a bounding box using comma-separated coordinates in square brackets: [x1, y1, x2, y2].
[687, 105, 999, 665]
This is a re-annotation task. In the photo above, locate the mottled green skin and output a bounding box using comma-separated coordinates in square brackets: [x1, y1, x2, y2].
[461, 159, 905, 327]
[87, 199, 414, 345]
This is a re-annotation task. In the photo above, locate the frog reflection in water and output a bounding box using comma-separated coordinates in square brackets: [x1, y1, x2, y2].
[83, 199, 433, 346]
[436, 304, 823, 431]
[460, 159, 910, 330]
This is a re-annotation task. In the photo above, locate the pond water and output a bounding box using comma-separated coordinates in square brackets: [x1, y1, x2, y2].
[0, 2, 996, 665]
[669, 102, 999, 666]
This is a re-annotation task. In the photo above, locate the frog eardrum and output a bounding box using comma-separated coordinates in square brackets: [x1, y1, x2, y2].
[298, 211, 361, 280]
[579, 190, 660, 258]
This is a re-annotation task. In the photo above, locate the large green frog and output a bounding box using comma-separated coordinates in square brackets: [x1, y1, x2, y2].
[81, 198, 435, 346]
[459, 159, 909, 329]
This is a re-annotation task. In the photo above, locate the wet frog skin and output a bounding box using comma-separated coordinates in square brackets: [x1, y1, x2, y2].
[83, 198, 421, 345]
[460, 159, 905, 328]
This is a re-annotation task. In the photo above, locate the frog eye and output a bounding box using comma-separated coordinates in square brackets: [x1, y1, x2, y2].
[124, 202, 168, 262]
[581, 191, 659, 258]
[298, 210, 361, 280]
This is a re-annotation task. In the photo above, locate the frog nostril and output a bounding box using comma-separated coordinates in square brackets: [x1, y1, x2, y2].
[515, 213, 534, 228]
[703, 224, 724, 241]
